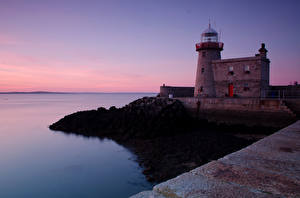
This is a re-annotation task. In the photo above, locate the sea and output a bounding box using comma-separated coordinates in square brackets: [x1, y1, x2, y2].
[0, 93, 156, 198]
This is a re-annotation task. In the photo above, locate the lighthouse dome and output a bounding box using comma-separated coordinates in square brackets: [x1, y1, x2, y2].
[201, 24, 218, 42]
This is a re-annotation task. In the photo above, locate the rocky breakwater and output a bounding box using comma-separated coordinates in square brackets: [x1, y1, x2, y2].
[50, 97, 257, 183]
[50, 97, 191, 140]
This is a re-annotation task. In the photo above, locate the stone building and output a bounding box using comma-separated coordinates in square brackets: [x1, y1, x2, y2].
[160, 24, 300, 100]
[160, 24, 270, 98]
[158, 24, 300, 128]
[194, 24, 270, 98]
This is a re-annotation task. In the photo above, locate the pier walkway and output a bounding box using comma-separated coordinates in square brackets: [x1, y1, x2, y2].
[131, 121, 300, 198]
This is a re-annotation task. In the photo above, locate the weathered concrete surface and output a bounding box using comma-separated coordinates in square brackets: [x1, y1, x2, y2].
[132, 191, 165, 198]
[130, 121, 300, 198]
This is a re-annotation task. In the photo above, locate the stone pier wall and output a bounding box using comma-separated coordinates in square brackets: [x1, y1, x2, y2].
[131, 120, 300, 198]
[159, 86, 194, 98]
[177, 97, 298, 128]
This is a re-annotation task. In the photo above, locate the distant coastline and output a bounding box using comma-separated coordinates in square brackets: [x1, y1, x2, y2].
[0, 91, 157, 94]
[0, 91, 69, 94]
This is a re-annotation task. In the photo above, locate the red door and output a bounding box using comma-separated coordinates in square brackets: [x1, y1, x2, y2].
[228, 84, 234, 97]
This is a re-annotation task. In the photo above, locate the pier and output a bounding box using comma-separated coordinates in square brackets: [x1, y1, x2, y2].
[131, 120, 300, 197]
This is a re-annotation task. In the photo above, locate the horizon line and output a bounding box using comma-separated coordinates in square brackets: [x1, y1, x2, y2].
[0, 91, 158, 94]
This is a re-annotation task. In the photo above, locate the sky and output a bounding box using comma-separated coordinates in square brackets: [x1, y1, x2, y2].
[0, 0, 299, 92]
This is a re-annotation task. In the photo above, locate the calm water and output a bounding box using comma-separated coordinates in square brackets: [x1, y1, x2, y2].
[0, 93, 156, 198]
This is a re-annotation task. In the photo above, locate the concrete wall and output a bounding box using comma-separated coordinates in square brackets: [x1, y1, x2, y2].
[131, 121, 300, 198]
[212, 56, 270, 98]
[159, 86, 194, 98]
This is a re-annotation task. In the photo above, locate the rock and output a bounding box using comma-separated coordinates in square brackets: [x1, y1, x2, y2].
[109, 106, 117, 111]
[49, 97, 192, 140]
[49, 96, 269, 184]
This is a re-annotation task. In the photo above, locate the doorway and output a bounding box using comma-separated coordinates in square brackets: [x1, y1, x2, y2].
[228, 83, 234, 97]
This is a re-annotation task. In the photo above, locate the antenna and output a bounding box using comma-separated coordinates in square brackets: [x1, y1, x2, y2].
[208, 18, 211, 28]
[219, 29, 222, 41]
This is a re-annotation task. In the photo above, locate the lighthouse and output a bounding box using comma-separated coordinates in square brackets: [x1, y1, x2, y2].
[160, 24, 270, 99]
[194, 24, 223, 97]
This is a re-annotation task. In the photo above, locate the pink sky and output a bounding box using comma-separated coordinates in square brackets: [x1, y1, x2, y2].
[0, 1, 299, 92]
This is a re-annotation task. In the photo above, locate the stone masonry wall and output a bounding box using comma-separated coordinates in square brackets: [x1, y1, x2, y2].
[212, 56, 270, 98]
[176, 97, 297, 128]
[194, 49, 221, 97]
[159, 86, 194, 98]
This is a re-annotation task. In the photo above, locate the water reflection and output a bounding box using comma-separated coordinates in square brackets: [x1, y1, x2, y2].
[0, 93, 155, 198]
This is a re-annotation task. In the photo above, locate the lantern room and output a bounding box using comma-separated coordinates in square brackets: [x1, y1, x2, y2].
[201, 24, 218, 42]
[195, 24, 223, 51]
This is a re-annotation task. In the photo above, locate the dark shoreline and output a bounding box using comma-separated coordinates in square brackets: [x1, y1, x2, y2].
[49, 97, 277, 183]
[54, 123, 271, 183]
[117, 130, 261, 183]
[0, 91, 156, 94]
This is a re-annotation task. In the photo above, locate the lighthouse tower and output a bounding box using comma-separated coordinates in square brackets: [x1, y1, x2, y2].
[194, 24, 223, 97]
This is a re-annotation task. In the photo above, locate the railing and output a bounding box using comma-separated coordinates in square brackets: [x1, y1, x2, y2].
[195, 42, 224, 51]
[262, 90, 300, 99]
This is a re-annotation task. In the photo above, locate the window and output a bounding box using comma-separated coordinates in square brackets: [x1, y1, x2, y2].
[202, 52, 206, 57]
[228, 66, 234, 75]
[244, 83, 250, 91]
[197, 86, 203, 95]
[201, 68, 205, 73]
[244, 65, 250, 74]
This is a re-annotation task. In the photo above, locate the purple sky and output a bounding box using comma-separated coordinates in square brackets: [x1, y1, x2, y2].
[0, 0, 299, 92]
